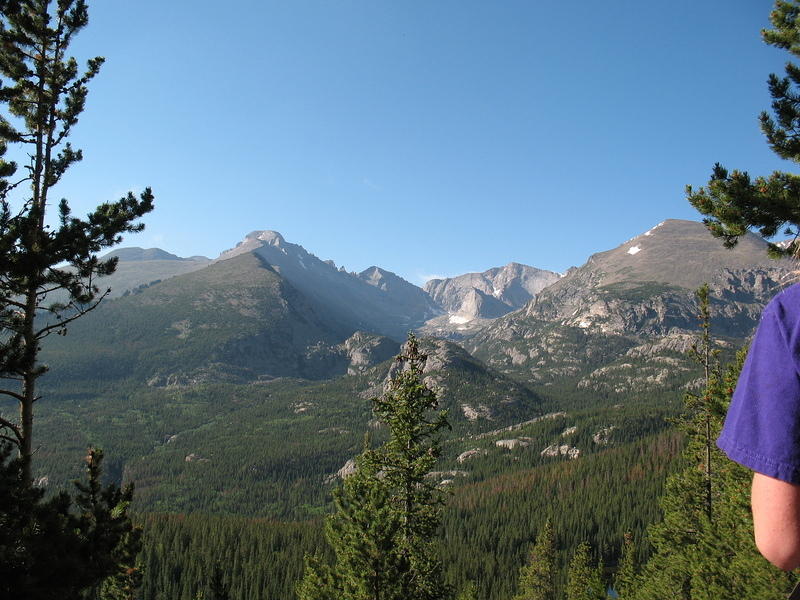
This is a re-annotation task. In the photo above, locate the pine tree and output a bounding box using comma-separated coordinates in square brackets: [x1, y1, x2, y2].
[612, 533, 636, 600]
[0, 0, 154, 478]
[632, 291, 793, 600]
[513, 520, 556, 600]
[0, 444, 142, 600]
[297, 333, 451, 600]
[686, 1, 800, 258]
[75, 448, 142, 600]
[565, 542, 605, 600]
[297, 451, 406, 600]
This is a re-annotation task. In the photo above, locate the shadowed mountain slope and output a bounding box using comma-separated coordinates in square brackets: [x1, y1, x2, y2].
[217, 231, 441, 340]
[42, 253, 382, 384]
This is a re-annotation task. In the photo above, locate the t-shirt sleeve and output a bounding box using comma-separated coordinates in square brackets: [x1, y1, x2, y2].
[717, 302, 800, 484]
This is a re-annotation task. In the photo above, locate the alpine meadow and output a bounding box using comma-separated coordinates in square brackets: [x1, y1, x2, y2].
[2, 1, 800, 600]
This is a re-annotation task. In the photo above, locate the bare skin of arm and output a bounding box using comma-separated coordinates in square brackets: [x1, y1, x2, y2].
[752, 471, 800, 570]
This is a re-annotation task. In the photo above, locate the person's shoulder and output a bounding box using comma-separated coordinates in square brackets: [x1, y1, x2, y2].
[763, 282, 800, 325]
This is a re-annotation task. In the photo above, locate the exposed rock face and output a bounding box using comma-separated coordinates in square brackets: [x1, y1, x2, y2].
[324, 458, 357, 484]
[426, 470, 469, 479]
[358, 266, 442, 320]
[472, 412, 568, 440]
[291, 401, 315, 413]
[340, 331, 400, 375]
[592, 426, 616, 445]
[425, 263, 561, 319]
[375, 336, 543, 427]
[420, 263, 561, 339]
[541, 444, 580, 459]
[461, 404, 492, 421]
[185, 453, 210, 463]
[524, 220, 790, 337]
[468, 220, 793, 391]
[496, 438, 531, 450]
[456, 449, 487, 463]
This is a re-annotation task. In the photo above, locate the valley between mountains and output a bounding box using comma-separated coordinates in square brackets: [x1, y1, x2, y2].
[18, 218, 792, 599]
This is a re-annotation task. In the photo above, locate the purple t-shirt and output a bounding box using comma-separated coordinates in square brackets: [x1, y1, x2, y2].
[717, 282, 800, 484]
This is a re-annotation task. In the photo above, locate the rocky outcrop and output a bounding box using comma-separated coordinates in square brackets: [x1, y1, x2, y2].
[340, 332, 399, 375]
[461, 404, 492, 421]
[592, 426, 616, 445]
[472, 412, 567, 440]
[185, 453, 210, 463]
[541, 444, 580, 459]
[324, 458, 357, 484]
[456, 449, 488, 463]
[496, 438, 533, 450]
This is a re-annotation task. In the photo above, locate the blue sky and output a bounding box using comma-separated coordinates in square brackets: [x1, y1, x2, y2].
[38, 1, 793, 283]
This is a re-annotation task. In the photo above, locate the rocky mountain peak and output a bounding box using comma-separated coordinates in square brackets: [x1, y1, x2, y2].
[517, 218, 793, 337]
[423, 262, 561, 321]
[216, 229, 303, 263]
[212, 230, 443, 340]
[247, 230, 285, 246]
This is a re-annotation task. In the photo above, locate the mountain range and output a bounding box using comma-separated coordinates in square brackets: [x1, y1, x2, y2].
[31, 217, 794, 512]
[42, 219, 792, 388]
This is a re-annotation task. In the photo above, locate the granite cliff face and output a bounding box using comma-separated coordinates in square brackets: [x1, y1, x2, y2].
[420, 263, 560, 339]
[425, 263, 560, 319]
[358, 336, 543, 428]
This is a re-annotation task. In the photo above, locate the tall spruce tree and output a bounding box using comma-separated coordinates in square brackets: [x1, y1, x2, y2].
[0, 0, 154, 478]
[513, 520, 557, 600]
[297, 333, 451, 600]
[565, 542, 605, 600]
[687, 0, 800, 258]
[612, 533, 636, 600]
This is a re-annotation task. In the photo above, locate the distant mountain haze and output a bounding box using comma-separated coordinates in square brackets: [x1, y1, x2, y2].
[215, 230, 442, 340]
[96, 247, 211, 298]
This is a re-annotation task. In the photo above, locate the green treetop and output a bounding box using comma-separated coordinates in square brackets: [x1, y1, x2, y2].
[565, 542, 605, 600]
[513, 519, 557, 600]
[298, 333, 451, 600]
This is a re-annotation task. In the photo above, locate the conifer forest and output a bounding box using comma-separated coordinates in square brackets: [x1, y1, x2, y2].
[3, 1, 800, 599]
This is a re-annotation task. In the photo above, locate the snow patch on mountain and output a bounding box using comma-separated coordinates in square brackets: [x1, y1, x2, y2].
[449, 315, 471, 325]
[643, 221, 665, 236]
